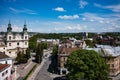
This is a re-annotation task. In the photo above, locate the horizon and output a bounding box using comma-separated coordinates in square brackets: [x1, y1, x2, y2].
[0, 0, 120, 33]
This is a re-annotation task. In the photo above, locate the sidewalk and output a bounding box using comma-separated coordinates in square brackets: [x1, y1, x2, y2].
[27, 59, 45, 80]
[16, 59, 36, 80]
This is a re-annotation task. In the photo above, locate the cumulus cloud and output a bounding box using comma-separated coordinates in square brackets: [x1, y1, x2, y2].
[79, 0, 88, 8]
[53, 7, 66, 12]
[58, 14, 79, 19]
[94, 3, 120, 12]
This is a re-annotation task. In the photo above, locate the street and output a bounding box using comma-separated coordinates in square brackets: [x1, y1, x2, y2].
[34, 50, 60, 80]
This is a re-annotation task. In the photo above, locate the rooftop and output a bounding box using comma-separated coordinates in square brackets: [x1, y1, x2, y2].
[0, 64, 10, 72]
[0, 52, 10, 59]
[86, 45, 120, 57]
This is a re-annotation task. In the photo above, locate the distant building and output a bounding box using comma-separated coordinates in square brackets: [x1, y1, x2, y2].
[0, 52, 15, 80]
[0, 21, 29, 58]
[37, 38, 59, 48]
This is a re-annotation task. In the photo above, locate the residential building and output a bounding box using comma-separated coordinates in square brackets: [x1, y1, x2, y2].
[86, 45, 120, 80]
[0, 52, 15, 80]
[58, 38, 86, 75]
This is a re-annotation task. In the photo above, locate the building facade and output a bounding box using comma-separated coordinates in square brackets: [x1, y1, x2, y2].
[86, 45, 120, 80]
[0, 21, 29, 58]
[58, 38, 86, 75]
[0, 52, 15, 80]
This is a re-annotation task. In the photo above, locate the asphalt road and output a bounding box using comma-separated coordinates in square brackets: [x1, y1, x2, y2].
[35, 55, 53, 80]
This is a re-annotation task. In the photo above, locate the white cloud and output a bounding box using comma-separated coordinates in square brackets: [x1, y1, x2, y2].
[58, 14, 79, 19]
[0, 24, 22, 32]
[82, 18, 86, 20]
[94, 3, 120, 12]
[79, 0, 88, 8]
[54, 24, 87, 32]
[9, 7, 38, 14]
[53, 7, 66, 12]
[12, 25, 22, 32]
[0, 25, 6, 31]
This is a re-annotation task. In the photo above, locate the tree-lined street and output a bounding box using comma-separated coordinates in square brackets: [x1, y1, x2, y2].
[35, 50, 60, 80]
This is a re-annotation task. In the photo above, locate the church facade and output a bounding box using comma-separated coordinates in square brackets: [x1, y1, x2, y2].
[0, 21, 29, 58]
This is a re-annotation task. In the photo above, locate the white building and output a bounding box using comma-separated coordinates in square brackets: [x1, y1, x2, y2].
[0, 52, 15, 80]
[37, 38, 59, 48]
[0, 21, 29, 58]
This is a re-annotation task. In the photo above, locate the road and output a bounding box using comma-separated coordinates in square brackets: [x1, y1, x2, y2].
[35, 50, 60, 80]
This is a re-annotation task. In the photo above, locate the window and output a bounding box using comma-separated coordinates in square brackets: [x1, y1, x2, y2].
[112, 64, 114, 67]
[9, 43, 11, 46]
[9, 51, 11, 54]
[2, 73, 4, 76]
[6, 70, 8, 74]
[9, 36, 11, 40]
[25, 42, 27, 45]
[17, 42, 19, 45]
[25, 36, 27, 40]
[5, 61, 7, 64]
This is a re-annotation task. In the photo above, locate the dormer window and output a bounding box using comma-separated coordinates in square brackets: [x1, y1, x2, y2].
[9, 36, 11, 40]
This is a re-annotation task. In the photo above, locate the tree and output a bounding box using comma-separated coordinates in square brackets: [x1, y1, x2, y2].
[85, 39, 94, 48]
[16, 51, 27, 63]
[25, 48, 31, 59]
[41, 42, 48, 49]
[35, 43, 43, 63]
[48, 45, 58, 73]
[52, 45, 58, 56]
[66, 49, 109, 80]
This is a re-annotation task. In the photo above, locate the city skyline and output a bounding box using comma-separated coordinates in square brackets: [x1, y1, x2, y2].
[0, 0, 120, 33]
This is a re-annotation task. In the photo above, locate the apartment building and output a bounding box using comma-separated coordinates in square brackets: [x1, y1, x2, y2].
[58, 38, 86, 75]
[0, 52, 15, 80]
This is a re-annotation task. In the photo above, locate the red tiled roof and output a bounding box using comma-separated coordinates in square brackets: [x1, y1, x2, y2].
[0, 64, 10, 72]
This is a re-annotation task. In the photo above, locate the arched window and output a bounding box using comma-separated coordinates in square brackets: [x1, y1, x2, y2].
[9, 36, 11, 40]
[25, 36, 27, 40]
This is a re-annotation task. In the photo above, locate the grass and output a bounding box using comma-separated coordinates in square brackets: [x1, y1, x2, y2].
[23, 64, 37, 80]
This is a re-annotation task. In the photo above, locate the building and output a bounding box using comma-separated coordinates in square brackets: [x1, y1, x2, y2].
[0, 52, 15, 80]
[37, 38, 59, 48]
[0, 21, 29, 58]
[86, 45, 120, 80]
[58, 38, 86, 75]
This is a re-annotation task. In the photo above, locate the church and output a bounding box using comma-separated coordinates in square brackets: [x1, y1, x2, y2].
[0, 21, 29, 58]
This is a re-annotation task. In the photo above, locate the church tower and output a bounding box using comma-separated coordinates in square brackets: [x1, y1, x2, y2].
[7, 20, 12, 33]
[23, 21, 27, 33]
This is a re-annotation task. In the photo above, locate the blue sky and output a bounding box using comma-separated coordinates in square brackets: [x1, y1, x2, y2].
[0, 0, 120, 33]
